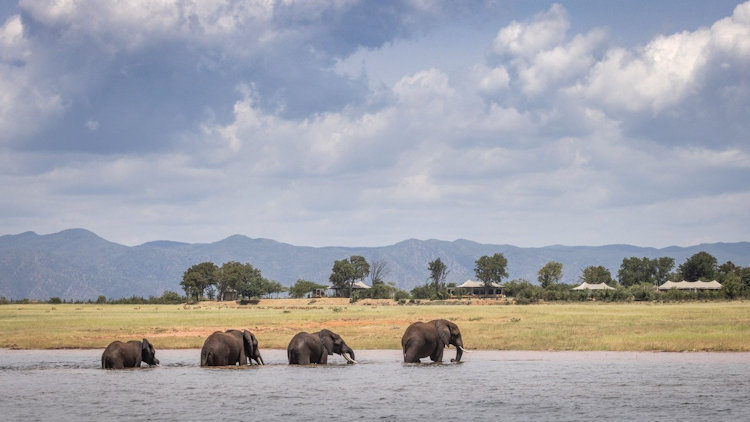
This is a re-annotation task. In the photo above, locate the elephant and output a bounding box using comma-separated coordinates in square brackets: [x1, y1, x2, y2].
[101, 338, 160, 369]
[200, 329, 264, 366]
[287, 329, 357, 365]
[401, 319, 467, 363]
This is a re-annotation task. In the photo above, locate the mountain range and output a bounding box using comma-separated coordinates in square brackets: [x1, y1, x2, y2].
[1, 228, 749, 300]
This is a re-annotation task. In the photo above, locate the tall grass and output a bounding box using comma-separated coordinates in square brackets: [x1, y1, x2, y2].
[1, 301, 748, 351]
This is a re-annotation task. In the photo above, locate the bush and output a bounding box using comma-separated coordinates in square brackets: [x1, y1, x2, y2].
[48, 297, 62, 304]
[411, 285, 442, 300]
[630, 283, 656, 301]
[393, 290, 411, 302]
[541, 284, 574, 301]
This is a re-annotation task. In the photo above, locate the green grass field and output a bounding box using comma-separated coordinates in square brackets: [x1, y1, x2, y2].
[1, 300, 749, 351]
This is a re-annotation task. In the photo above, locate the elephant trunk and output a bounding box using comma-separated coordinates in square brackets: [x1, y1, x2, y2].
[342, 347, 357, 364]
[452, 340, 464, 363]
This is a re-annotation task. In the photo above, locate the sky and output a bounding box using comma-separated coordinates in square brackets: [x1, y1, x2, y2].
[1, 0, 748, 248]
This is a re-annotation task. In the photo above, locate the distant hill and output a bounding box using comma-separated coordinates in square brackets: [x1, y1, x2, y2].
[1, 228, 748, 300]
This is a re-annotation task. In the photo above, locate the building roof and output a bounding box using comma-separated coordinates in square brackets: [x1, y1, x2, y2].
[657, 280, 723, 290]
[456, 279, 503, 288]
[572, 282, 615, 290]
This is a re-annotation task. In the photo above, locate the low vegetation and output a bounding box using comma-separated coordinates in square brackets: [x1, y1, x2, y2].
[1, 300, 748, 351]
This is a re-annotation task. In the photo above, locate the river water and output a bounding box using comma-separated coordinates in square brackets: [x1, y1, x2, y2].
[1, 349, 748, 421]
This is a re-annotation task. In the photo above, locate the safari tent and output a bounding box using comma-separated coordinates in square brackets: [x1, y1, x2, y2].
[330, 281, 371, 297]
[572, 282, 615, 290]
[449, 279, 503, 296]
[657, 280, 723, 291]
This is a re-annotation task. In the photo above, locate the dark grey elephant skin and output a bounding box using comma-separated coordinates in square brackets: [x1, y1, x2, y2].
[402, 319, 465, 363]
[101, 338, 160, 369]
[201, 329, 264, 366]
[287, 329, 356, 364]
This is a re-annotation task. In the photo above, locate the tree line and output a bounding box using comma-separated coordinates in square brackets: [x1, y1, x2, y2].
[180, 261, 285, 301]
[176, 250, 750, 303]
[6, 249, 745, 305]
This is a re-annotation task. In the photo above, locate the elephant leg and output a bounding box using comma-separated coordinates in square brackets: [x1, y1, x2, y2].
[319, 352, 328, 364]
[403, 348, 421, 363]
[430, 347, 444, 362]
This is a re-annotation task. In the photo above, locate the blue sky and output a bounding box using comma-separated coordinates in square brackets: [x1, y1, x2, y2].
[1, 1, 748, 248]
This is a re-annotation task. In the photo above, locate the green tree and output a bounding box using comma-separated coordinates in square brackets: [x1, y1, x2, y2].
[720, 272, 743, 299]
[679, 251, 718, 281]
[654, 257, 675, 285]
[181, 262, 218, 300]
[618, 257, 676, 287]
[617, 257, 653, 287]
[289, 279, 328, 298]
[428, 258, 449, 298]
[329, 256, 369, 297]
[217, 261, 264, 300]
[580, 265, 614, 285]
[330, 259, 355, 297]
[538, 261, 563, 288]
[350, 255, 370, 286]
[227, 263, 268, 299]
[474, 253, 508, 296]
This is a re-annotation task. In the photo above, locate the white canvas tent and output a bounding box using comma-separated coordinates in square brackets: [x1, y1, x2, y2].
[658, 280, 722, 291]
[451, 279, 503, 296]
[352, 281, 371, 289]
[572, 282, 615, 290]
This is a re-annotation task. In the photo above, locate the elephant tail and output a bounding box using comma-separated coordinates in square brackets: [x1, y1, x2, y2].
[287, 347, 297, 364]
[102, 355, 110, 369]
[200, 349, 210, 367]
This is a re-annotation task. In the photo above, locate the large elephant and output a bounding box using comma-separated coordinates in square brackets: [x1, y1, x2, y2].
[402, 319, 467, 363]
[287, 329, 357, 364]
[101, 338, 160, 369]
[200, 329, 264, 366]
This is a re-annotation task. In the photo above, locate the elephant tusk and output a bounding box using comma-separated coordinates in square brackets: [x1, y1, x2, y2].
[458, 346, 470, 353]
[342, 353, 358, 364]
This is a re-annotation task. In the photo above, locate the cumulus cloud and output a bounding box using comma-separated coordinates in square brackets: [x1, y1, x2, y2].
[0, 1, 749, 248]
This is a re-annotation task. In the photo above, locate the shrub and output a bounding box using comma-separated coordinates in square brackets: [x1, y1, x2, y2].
[393, 290, 411, 302]
[630, 283, 656, 301]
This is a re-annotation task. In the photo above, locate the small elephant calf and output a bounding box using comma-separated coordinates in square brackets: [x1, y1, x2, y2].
[101, 338, 160, 369]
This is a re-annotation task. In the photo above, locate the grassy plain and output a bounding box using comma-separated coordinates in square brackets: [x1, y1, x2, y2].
[1, 299, 749, 351]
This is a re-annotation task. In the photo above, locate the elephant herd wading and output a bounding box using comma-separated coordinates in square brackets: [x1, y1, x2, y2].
[101, 319, 467, 369]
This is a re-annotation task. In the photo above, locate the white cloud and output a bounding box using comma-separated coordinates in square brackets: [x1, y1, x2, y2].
[492, 3, 569, 58]
[474, 64, 510, 95]
[517, 29, 606, 96]
[1, 1, 749, 248]
[576, 29, 710, 113]
[18, 0, 276, 51]
[711, 1, 750, 56]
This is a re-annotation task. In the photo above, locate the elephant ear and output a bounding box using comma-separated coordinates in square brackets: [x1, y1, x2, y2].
[243, 331, 255, 356]
[437, 322, 451, 347]
[319, 331, 334, 355]
[141, 339, 149, 353]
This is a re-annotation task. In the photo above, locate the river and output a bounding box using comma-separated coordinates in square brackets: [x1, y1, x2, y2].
[1, 349, 748, 421]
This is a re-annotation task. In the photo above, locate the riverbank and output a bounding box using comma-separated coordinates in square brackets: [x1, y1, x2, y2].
[1, 300, 748, 351]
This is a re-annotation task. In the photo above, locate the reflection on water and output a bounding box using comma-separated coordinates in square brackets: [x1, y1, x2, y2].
[1, 349, 749, 421]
